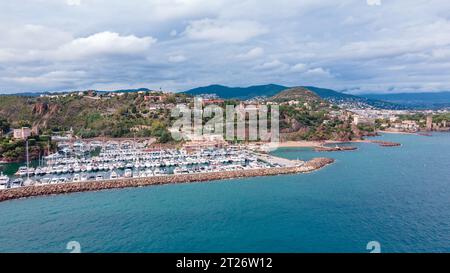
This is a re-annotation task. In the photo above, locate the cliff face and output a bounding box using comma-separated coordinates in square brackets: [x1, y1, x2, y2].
[32, 102, 49, 115]
[280, 117, 303, 133]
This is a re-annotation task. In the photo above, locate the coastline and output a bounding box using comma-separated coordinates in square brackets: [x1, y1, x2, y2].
[377, 130, 417, 135]
[276, 131, 410, 148]
[277, 140, 355, 148]
[0, 157, 334, 203]
[277, 141, 326, 148]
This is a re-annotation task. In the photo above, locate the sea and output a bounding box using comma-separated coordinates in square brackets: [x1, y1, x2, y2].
[0, 133, 449, 253]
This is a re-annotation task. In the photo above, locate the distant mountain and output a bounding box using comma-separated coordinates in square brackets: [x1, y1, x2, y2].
[1, 88, 153, 97]
[361, 92, 450, 109]
[0, 91, 44, 97]
[184, 84, 403, 109]
[99, 88, 152, 93]
[183, 84, 288, 100]
[302, 86, 359, 100]
[303, 86, 404, 109]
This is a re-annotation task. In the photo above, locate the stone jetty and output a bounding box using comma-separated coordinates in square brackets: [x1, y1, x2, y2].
[314, 146, 357, 152]
[0, 158, 334, 203]
[369, 140, 401, 147]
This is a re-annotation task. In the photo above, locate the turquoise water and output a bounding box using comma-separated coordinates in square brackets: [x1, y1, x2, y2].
[0, 133, 449, 253]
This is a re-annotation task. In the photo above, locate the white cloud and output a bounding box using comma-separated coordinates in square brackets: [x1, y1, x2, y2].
[55, 31, 156, 60]
[304, 67, 332, 78]
[254, 59, 288, 71]
[184, 18, 267, 43]
[236, 47, 264, 59]
[66, 0, 81, 6]
[291, 63, 308, 72]
[367, 0, 381, 6]
[3, 0, 450, 93]
[5, 70, 87, 85]
[0, 24, 72, 50]
[168, 54, 187, 63]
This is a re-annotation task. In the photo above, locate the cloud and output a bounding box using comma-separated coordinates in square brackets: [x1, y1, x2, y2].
[291, 63, 308, 72]
[254, 60, 288, 71]
[304, 67, 332, 78]
[2, 0, 450, 93]
[66, 0, 81, 6]
[0, 24, 72, 50]
[4, 70, 87, 86]
[184, 18, 267, 43]
[54, 32, 156, 60]
[236, 47, 264, 59]
[366, 0, 381, 6]
[168, 54, 187, 63]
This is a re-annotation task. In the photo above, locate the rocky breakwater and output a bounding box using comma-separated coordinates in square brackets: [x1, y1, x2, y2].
[370, 140, 401, 147]
[314, 146, 357, 152]
[0, 158, 334, 203]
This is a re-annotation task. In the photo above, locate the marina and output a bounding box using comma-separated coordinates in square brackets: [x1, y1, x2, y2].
[0, 157, 334, 202]
[0, 140, 310, 192]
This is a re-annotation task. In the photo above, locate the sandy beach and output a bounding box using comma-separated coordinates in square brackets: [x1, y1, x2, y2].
[277, 140, 349, 148]
[277, 141, 324, 148]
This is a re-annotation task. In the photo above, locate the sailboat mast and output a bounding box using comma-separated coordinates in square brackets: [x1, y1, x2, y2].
[26, 140, 30, 180]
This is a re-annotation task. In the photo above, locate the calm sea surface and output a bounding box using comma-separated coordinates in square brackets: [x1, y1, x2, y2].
[0, 133, 449, 253]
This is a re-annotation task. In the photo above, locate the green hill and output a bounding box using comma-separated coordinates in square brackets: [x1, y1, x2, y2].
[270, 87, 322, 102]
[183, 84, 287, 99]
[184, 84, 403, 109]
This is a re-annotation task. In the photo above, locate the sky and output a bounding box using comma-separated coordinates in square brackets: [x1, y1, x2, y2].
[1, 0, 450, 94]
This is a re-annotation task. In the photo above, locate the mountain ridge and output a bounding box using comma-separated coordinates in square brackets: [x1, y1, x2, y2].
[183, 84, 404, 109]
[183, 84, 288, 99]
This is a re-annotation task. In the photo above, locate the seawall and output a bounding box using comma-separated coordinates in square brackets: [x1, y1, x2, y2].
[0, 158, 334, 203]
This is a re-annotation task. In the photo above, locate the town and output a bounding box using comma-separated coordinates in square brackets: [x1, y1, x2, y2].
[0, 86, 449, 193]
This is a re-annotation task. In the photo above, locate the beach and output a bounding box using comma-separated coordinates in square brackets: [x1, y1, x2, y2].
[277, 141, 325, 148]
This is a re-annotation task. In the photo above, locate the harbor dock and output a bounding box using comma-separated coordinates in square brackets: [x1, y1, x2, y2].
[0, 157, 334, 202]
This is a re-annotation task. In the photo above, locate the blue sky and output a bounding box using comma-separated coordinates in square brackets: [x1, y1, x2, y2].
[1, 0, 450, 94]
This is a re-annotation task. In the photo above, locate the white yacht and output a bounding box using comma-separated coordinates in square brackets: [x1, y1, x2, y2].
[80, 173, 88, 182]
[15, 166, 28, 176]
[10, 178, 23, 188]
[0, 172, 10, 190]
[110, 171, 118, 179]
[72, 174, 81, 182]
[124, 168, 133, 178]
[39, 177, 50, 185]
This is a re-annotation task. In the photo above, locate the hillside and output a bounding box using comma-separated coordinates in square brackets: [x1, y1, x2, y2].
[270, 87, 322, 103]
[184, 84, 287, 99]
[0, 92, 183, 142]
[0, 88, 376, 162]
[184, 84, 403, 109]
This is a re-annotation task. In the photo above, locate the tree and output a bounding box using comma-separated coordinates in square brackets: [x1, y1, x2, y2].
[0, 118, 10, 134]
